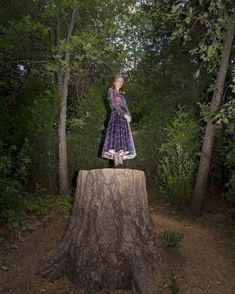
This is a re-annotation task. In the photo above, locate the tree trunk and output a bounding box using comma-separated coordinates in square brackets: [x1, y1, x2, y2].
[57, 5, 79, 195]
[191, 17, 235, 216]
[58, 73, 69, 195]
[38, 169, 160, 293]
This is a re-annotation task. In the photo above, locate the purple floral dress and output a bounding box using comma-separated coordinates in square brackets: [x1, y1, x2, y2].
[102, 88, 136, 160]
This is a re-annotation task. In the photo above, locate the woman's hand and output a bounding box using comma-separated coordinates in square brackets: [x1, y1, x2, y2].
[124, 114, 131, 123]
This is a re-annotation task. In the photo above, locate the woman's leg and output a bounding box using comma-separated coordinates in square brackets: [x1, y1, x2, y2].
[113, 152, 123, 167]
[114, 153, 119, 166]
[118, 152, 123, 166]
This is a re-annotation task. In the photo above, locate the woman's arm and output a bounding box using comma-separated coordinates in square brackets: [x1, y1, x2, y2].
[121, 97, 132, 123]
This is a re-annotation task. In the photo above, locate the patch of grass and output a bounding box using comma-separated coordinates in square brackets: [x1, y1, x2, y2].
[163, 229, 183, 248]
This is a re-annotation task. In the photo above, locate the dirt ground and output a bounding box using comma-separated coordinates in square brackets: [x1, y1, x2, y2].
[0, 199, 235, 294]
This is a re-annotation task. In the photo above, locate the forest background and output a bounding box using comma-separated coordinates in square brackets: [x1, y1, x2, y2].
[0, 0, 235, 230]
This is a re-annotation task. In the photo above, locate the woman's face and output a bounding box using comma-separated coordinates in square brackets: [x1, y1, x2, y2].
[114, 77, 124, 91]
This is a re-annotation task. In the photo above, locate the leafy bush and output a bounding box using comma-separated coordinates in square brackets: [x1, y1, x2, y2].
[223, 141, 235, 203]
[157, 108, 200, 209]
[159, 107, 199, 157]
[158, 144, 195, 209]
[56, 195, 73, 215]
[215, 97, 235, 203]
[0, 141, 46, 226]
[0, 146, 25, 223]
[23, 188, 55, 218]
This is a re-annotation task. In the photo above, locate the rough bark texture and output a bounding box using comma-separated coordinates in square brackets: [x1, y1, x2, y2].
[191, 17, 235, 216]
[58, 85, 68, 195]
[38, 169, 160, 293]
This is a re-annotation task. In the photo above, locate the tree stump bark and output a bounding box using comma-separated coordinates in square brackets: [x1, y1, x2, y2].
[38, 169, 160, 293]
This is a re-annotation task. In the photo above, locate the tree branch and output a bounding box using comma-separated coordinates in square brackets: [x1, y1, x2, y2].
[56, 14, 61, 47]
[6, 59, 50, 64]
[66, 4, 80, 45]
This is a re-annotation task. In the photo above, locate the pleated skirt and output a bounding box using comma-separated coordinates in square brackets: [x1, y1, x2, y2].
[102, 111, 136, 160]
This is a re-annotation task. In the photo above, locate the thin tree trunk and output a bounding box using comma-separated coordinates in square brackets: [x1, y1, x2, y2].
[58, 5, 79, 195]
[191, 17, 235, 216]
[48, 120, 53, 193]
[58, 80, 69, 195]
[38, 169, 160, 293]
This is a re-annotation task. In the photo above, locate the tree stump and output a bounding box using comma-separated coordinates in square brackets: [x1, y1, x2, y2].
[38, 169, 160, 293]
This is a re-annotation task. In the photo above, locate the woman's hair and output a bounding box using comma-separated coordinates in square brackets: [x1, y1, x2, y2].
[112, 74, 124, 93]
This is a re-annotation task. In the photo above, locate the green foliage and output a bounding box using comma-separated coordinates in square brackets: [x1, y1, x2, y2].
[126, 90, 168, 172]
[56, 195, 73, 216]
[197, 101, 214, 123]
[23, 183, 54, 216]
[0, 142, 55, 228]
[158, 144, 195, 209]
[161, 0, 233, 72]
[215, 97, 235, 203]
[2, 185, 57, 233]
[0, 145, 28, 223]
[67, 86, 108, 174]
[163, 229, 184, 248]
[215, 97, 235, 129]
[158, 109, 199, 209]
[160, 108, 200, 156]
[127, 127, 164, 173]
[0, 0, 140, 198]
[7, 87, 58, 190]
[0, 0, 234, 217]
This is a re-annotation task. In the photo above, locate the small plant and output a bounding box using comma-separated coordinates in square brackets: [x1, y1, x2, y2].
[56, 195, 73, 215]
[163, 229, 183, 248]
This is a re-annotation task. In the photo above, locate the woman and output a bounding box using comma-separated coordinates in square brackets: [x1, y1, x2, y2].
[102, 75, 136, 167]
